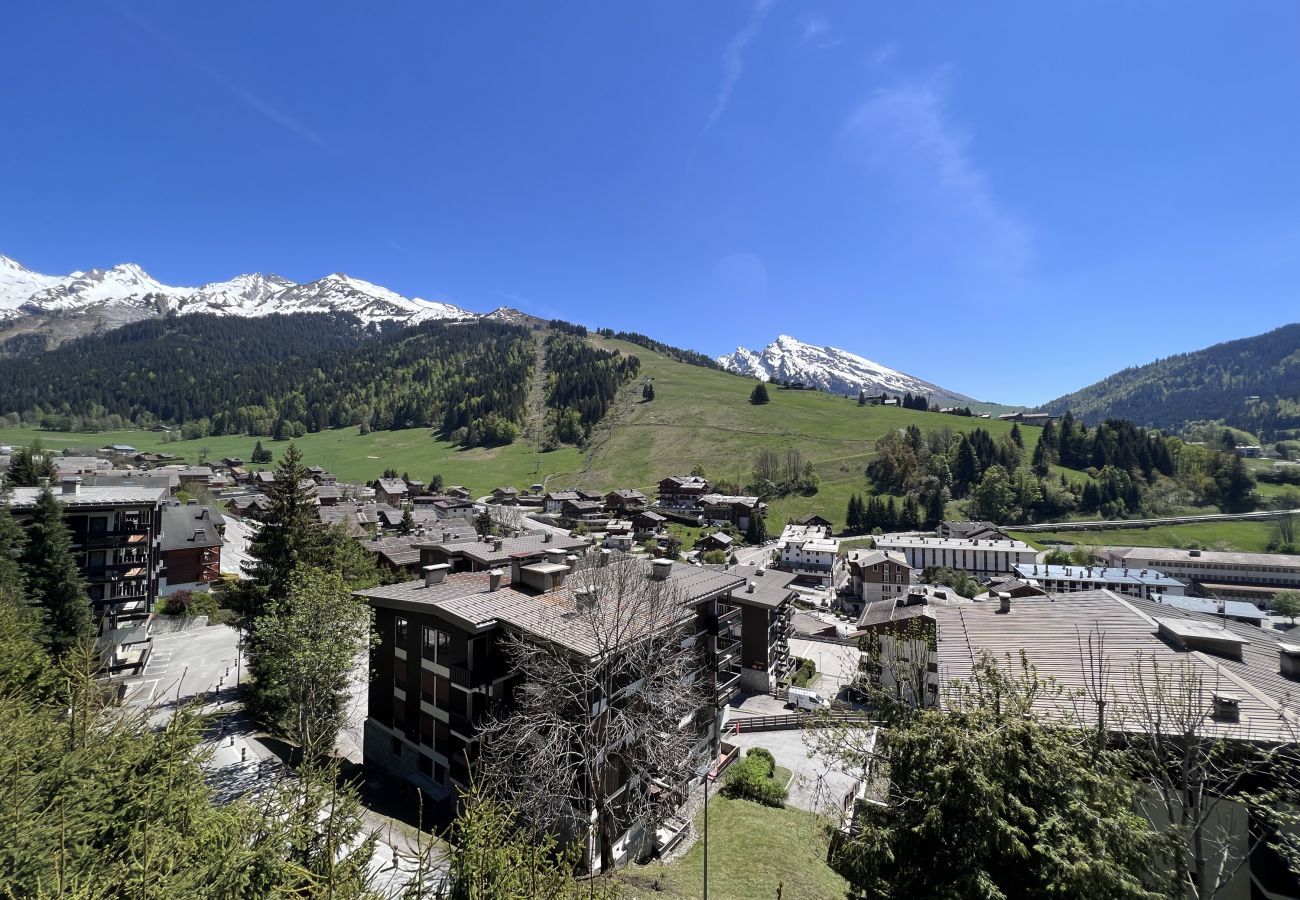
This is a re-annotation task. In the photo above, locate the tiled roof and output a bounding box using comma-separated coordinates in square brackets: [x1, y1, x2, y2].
[419, 532, 592, 566]
[160, 505, 223, 552]
[358, 559, 744, 658]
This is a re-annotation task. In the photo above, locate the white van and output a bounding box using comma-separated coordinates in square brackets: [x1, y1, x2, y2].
[788, 686, 832, 711]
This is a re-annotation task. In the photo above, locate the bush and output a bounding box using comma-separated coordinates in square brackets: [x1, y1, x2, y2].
[722, 749, 786, 808]
[162, 590, 194, 616]
[790, 657, 817, 688]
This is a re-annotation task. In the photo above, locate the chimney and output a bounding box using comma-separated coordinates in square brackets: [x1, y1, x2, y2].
[1280, 644, 1300, 679]
[575, 587, 598, 611]
[746, 581, 756, 594]
[650, 558, 673, 581]
[1211, 692, 1241, 723]
[598, 548, 611, 567]
[565, 554, 578, 569]
[545, 548, 567, 566]
[442, 530, 452, 542]
[488, 568, 505, 592]
[423, 564, 450, 587]
[199, 507, 209, 519]
[756, 566, 765, 576]
[186, 497, 198, 505]
[493, 538, 503, 552]
[543, 531, 553, 544]
[61, 477, 81, 496]
[373, 525, 382, 542]
[191, 529, 204, 542]
[998, 592, 1012, 614]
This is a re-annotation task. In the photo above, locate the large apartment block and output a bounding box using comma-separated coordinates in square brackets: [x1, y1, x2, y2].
[356, 551, 744, 866]
[845, 548, 915, 617]
[874, 534, 1038, 578]
[9, 478, 165, 673]
[1096, 546, 1300, 604]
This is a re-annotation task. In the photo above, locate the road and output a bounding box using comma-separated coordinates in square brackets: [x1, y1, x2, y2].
[1011, 507, 1300, 533]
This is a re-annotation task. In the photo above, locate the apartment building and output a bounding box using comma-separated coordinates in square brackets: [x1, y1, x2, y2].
[1012, 562, 1185, 601]
[723, 565, 796, 693]
[1096, 546, 1300, 604]
[775, 523, 842, 588]
[845, 548, 914, 616]
[875, 534, 1038, 578]
[417, 531, 592, 572]
[9, 478, 165, 673]
[356, 552, 744, 867]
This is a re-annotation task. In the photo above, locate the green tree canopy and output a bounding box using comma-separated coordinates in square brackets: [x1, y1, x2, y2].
[18, 487, 92, 658]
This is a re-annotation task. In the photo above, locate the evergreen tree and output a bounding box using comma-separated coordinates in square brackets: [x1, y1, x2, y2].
[642, 381, 655, 401]
[250, 439, 273, 464]
[745, 512, 768, 544]
[953, 437, 980, 497]
[428, 473, 444, 493]
[846, 494, 863, 534]
[18, 487, 91, 658]
[474, 508, 494, 537]
[858, 389, 868, 406]
[899, 495, 920, 531]
[884, 497, 898, 532]
[1010, 422, 1024, 448]
[6, 440, 56, 487]
[749, 382, 770, 404]
[924, 487, 946, 529]
[245, 443, 320, 605]
[400, 506, 416, 535]
[0, 485, 26, 602]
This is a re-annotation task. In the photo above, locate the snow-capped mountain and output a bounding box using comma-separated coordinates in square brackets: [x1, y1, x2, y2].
[0, 254, 474, 342]
[719, 334, 974, 404]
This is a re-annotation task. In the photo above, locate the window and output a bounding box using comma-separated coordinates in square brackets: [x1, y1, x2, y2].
[423, 625, 450, 662]
[391, 736, 402, 757]
[395, 616, 408, 644]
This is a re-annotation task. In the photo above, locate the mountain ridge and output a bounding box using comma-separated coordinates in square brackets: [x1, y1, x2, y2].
[718, 334, 974, 404]
[0, 253, 473, 354]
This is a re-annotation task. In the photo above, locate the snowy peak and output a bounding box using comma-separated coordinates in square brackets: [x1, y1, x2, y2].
[0, 254, 474, 328]
[719, 335, 973, 403]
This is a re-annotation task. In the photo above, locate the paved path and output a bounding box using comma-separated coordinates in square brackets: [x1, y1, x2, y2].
[220, 517, 255, 577]
[723, 726, 875, 817]
[789, 638, 861, 699]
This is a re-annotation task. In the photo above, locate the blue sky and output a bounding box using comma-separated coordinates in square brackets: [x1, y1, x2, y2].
[2, 2, 1298, 404]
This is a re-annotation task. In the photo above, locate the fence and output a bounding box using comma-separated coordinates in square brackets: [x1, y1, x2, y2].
[728, 711, 873, 733]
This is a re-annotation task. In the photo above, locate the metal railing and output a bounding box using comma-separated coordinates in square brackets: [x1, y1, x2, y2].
[729, 711, 873, 733]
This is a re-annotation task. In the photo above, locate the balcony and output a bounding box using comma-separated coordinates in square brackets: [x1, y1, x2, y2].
[77, 528, 151, 549]
[714, 636, 740, 670]
[715, 670, 741, 705]
[447, 710, 475, 739]
[448, 663, 477, 689]
[716, 606, 741, 627]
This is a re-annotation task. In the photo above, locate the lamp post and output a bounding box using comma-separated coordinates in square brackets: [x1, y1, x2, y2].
[695, 761, 713, 900]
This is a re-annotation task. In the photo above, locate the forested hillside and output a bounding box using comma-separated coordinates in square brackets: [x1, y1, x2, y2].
[544, 331, 640, 446]
[1043, 322, 1300, 438]
[0, 313, 536, 445]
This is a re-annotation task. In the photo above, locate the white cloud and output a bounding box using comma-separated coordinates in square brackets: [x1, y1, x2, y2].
[797, 14, 829, 49]
[705, 0, 779, 131]
[845, 74, 1030, 273]
[870, 40, 898, 70]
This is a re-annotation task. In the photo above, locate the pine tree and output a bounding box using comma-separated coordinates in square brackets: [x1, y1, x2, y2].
[900, 495, 920, 531]
[750, 382, 770, 404]
[0, 484, 26, 602]
[846, 494, 862, 534]
[246, 443, 320, 604]
[745, 512, 768, 544]
[858, 389, 867, 406]
[400, 506, 416, 535]
[884, 497, 898, 532]
[642, 382, 655, 402]
[251, 439, 273, 464]
[18, 487, 92, 658]
[6, 440, 56, 487]
[1010, 423, 1024, 448]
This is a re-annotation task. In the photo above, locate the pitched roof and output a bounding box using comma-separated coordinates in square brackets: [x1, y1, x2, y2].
[160, 504, 223, 552]
[358, 559, 744, 658]
[418, 532, 592, 566]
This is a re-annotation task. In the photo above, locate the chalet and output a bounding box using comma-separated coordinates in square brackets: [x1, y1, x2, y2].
[253, 470, 277, 491]
[632, 510, 667, 536]
[657, 475, 710, 508]
[376, 478, 410, 506]
[98, 444, 137, 455]
[219, 457, 244, 469]
[445, 486, 472, 500]
[796, 513, 833, 530]
[561, 498, 604, 522]
[226, 494, 272, 520]
[937, 520, 1007, 541]
[416, 531, 592, 573]
[405, 478, 427, 496]
[605, 489, 647, 512]
[159, 502, 223, 596]
[310, 484, 343, 506]
[694, 532, 734, 554]
[699, 494, 765, 531]
[491, 486, 519, 505]
[576, 488, 606, 503]
[996, 411, 1055, 426]
[543, 491, 580, 515]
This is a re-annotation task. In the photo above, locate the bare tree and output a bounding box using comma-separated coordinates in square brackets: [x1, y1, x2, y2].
[486, 503, 524, 535]
[1122, 653, 1300, 899]
[476, 554, 714, 873]
[753, 449, 780, 487]
[783, 448, 805, 485]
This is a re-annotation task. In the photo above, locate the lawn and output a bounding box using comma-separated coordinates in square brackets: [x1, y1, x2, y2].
[619, 792, 847, 900]
[1009, 520, 1282, 554]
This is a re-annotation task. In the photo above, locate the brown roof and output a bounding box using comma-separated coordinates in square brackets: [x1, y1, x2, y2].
[357, 559, 744, 659]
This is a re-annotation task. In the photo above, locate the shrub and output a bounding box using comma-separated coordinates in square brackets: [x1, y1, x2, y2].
[722, 749, 786, 808]
[790, 657, 817, 688]
[162, 590, 194, 616]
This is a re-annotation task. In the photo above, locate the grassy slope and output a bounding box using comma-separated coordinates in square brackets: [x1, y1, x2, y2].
[620, 793, 846, 900]
[0, 337, 1053, 527]
[579, 337, 1042, 528]
[1010, 520, 1280, 554]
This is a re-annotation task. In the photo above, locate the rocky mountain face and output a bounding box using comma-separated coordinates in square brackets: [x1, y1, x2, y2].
[719, 334, 973, 404]
[0, 254, 472, 355]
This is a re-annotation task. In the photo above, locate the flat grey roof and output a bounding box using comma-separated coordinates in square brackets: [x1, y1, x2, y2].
[1107, 546, 1300, 569]
[722, 565, 797, 609]
[9, 485, 167, 509]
